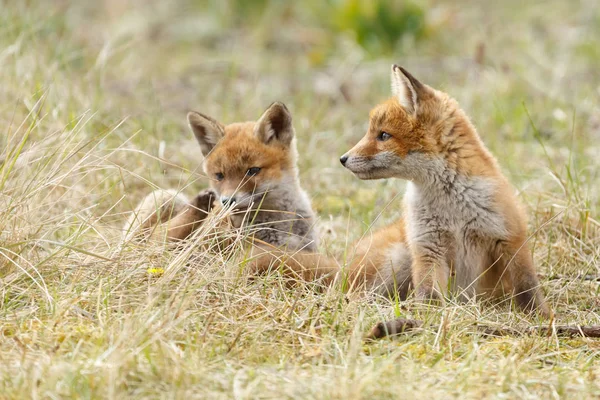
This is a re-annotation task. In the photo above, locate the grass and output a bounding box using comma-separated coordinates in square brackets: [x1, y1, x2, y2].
[1, 0, 599, 398]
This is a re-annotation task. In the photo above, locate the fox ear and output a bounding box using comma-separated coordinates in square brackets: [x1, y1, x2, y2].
[254, 102, 294, 146]
[391, 65, 425, 116]
[187, 111, 225, 157]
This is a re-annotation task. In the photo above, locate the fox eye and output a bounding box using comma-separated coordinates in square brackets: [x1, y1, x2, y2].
[377, 131, 392, 141]
[215, 172, 224, 181]
[247, 167, 261, 176]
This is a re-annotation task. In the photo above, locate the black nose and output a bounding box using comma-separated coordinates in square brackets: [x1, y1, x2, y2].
[221, 196, 235, 206]
[340, 155, 348, 165]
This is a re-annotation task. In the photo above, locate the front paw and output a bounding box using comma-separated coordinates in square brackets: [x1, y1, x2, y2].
[415, 286, 443, 305]
[192, 189, 217, 215]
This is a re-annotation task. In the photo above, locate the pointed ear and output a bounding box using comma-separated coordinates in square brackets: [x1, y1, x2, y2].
[254, 102, 294, 146]
[187, 111, 225, 157]
[391, 64, 426, 116]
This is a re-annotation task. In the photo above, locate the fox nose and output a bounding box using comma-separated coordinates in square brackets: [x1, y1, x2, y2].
[220, 196, 235, 206]
[340, 154, 348, 165]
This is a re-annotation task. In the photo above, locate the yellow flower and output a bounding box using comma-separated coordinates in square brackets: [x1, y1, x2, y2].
[147, 267, 164, 276]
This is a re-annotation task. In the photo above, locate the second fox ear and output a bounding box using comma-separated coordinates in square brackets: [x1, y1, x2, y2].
[187, 111, 225, 157]
[391, 65, 426, 116]
[254, 102, 294, 146]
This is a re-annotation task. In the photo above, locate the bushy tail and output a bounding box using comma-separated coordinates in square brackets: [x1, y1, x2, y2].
[245, 243, 413, 299]
[246, 246, 341, 286]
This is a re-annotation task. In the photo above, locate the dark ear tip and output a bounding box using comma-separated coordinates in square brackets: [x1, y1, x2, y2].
[398, 67, 423, 88]
[392, 64, 412, 78]
[268, 102, 292, 122]
[187, 111, 200, 123]
[270, 101, 289, 111]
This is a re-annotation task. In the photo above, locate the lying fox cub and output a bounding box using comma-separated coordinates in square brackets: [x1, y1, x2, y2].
[124, 103, 330, 276]
[340, 65, 549, 315]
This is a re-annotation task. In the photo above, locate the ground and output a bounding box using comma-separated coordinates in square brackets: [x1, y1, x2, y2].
[1, 1, 599, 398]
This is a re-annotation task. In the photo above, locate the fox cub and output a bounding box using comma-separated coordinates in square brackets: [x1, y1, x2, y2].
[124, 103, 323, 262]
[340, 65, 549, 315]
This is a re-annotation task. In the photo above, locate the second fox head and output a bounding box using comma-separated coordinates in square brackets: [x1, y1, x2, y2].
[187, 102, 297, 211]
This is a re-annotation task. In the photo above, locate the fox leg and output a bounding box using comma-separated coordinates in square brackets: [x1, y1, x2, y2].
[123, 189, 189, 240]
[123, 188, 215, 242]
[502, 244, 550, 317]
[410, 232, 453, 302]
[154, 189, 216, 242]
[347, 242, 413, 299]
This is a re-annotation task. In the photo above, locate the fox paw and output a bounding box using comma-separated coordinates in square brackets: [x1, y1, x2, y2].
[415, 287, 444, 306]
[191, 189, 217, 214]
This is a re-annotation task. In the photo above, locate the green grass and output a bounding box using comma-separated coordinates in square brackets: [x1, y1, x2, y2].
[1, 0, 599, 398]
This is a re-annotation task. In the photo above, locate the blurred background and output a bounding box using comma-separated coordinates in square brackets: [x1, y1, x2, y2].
[1, 0, 598, 254]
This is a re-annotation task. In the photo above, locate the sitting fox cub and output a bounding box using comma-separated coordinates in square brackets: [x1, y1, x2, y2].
[340, 65, 549, 315]
[124, 103, 327, 268]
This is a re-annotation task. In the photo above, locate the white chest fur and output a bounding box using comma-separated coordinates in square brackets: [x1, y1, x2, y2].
[403, 175, 509, 295]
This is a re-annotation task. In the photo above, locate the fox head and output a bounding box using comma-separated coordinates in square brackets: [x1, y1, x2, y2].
[341, 65, 457, 182]
[187, 102, 298, 211]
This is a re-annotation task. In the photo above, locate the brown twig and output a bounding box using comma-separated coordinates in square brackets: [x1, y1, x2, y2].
[366, 318, 600, 341]
[366, 319, 423, 340]
[542, 273, 600, 282]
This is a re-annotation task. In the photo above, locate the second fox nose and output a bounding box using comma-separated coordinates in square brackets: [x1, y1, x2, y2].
[221, 196, 235, 206]
[340, 155, 348, 165]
